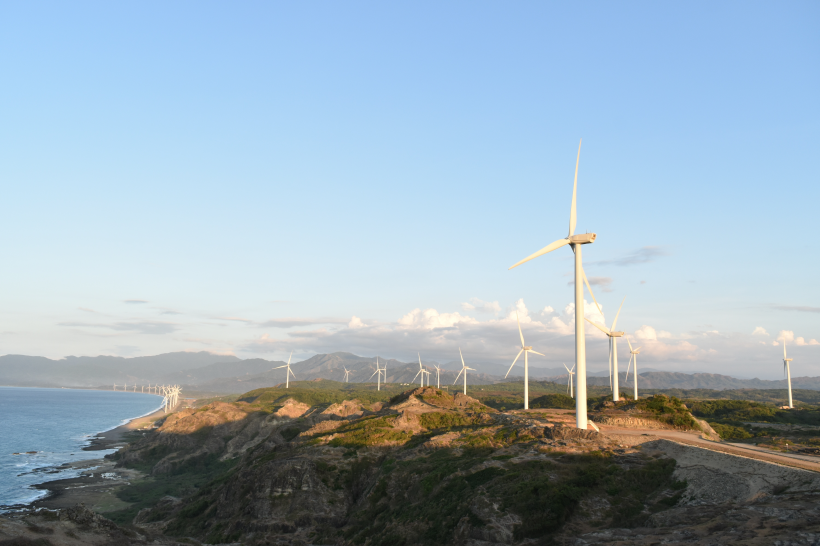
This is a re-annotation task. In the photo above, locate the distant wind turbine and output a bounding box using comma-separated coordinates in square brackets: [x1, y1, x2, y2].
[504, 312, 544, 410]
[454, 348, 475, 395]
[583, 272, 626, 401]
[273, 351, 296, 389]
[343, 367, 352, 383]
[564, 363, 575, 398]
[369, 357, 386, 391]
[433, 364, 441, 388]
[413, 354, 427, 388]
[783, 339, 794, 409]
[624, 335, 641, 400]
[509, 139, 596, 429]
[113, 384, 117, 391]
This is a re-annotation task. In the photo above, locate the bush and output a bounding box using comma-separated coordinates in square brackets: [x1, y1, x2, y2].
[530, 394, 576, 410]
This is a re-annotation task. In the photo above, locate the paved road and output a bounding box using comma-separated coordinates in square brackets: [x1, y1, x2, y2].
[599, 425, 820, 473]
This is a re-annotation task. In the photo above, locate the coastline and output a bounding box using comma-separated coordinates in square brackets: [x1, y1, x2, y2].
[29, 405, 172, 511]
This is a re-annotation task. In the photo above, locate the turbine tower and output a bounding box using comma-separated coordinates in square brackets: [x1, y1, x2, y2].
[564, 363, 575, 398]
[422, 368, 431, 387]
[504, 312, 544, 410]
[433, 365, 441, 388]
[343, 367, 352, 383]
[509, 139, 596, 429]
[583, 274, 626, 401]
[454, 348, 475, 395]
[273, 351, 296, 389]
[783, 339, 794, 409]
[624, 335, 641, 400]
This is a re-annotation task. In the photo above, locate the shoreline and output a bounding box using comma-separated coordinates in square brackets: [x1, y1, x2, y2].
[28, 405, 175, 511]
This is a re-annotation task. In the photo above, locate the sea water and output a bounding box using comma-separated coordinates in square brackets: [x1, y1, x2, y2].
[0, 386, 162, 510]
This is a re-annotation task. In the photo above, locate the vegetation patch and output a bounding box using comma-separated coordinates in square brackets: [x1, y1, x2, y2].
[531, 393, 576, 410]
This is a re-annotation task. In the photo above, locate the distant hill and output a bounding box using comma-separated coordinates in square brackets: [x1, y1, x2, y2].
[3, 350, 820, 395]
[0, 352, 241, 388]
[542, 371, 820, 391]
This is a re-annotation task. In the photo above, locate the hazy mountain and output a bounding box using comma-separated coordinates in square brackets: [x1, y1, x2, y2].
[3, 350, 820, 394]
[0, 352, 241, 388]
[544, 371, 820, 391]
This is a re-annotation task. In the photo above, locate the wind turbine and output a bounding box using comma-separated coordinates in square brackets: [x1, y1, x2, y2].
[564, 363, 575, 398]
[509, 139, 596, 429]
[504, 312, 544, 410]
[624, 335, 641, 400]
[422, 368, 431, 387]
[343, 367, 352, 383]
[413, 354, 427, 388]
[113, 384, 117, 391]
[273, 351, 296, 389]
[783, 339, 794, 409]
[454, 348, 475, 395]
[369, 357, 386, 391]
[582, 273, 626, 401]
[433, 365, 441, 388]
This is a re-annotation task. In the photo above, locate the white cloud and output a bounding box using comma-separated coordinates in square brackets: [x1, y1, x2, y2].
[398, 308, 477, 330]
[461, 298, 501, 314]
[349, 316, 365, 329]
[778, 330, 795, 343]
[752, 326, 769, 336]
[634, 325, 658, 341]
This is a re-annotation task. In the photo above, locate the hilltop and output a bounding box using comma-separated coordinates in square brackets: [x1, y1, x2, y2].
[13, 383, 818, 545]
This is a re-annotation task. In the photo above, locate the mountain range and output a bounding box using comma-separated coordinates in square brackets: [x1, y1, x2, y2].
[1, 351, 818, 394]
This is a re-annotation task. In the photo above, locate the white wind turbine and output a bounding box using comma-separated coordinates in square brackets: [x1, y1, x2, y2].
[413, 354, 427, 388]
[343, 367, 352, 383]
[582, 273, 626, 401]
[564, 363, 575, 398]
[369, 357, 386, 391]
[433, 364, 442, 388]
[624, 335, 641, 400]
[783, 339, 794, 409]
[504, 312, 544, 410]
[273, 351, 296, 389]
[454, 348, 475, 395]
[509, 139, 596, 429]
[422, 368, 431, 387]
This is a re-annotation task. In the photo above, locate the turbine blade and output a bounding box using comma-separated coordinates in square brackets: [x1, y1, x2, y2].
[530, 350, 545, 356]
[288, 351, 292, 365]
[635, 347, 642, 352]
[466, 367, 475, 371]
[517, 312, 526, 347]
[624, 334, 634, 353]
[460, 347, 465, 367]
[413, 370, 422, 381]
[582, 267, 604, 318]
[369, 370, 378, 380]
[509, 238, 570, 270]
[625, 354, 633, 382]
[611, 296, 626, 330]
[454, 369, 463, 384]
[419, 352, 422, 369]
[585, 317, 611, 335]
[273, 365, 288, 369]
[505, 349, 524, 378]
[569, 139, 581, 237]
[563, 363, 570, 373]
[571, 364, 575, 372]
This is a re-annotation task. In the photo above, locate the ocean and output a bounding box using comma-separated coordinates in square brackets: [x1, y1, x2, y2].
[0, 386, 162, 510]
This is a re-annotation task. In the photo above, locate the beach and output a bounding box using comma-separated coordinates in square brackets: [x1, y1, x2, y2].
[31, 405, 170, 511]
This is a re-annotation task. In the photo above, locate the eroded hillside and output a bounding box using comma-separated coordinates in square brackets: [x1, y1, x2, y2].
[100, 387, 820, 545]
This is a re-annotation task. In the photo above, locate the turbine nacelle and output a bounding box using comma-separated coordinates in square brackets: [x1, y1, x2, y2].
[609, 331, 625, 338]
[569, 233, 596, 245]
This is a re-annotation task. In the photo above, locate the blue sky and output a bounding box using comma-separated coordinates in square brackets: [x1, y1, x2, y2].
[1, 2, 818, 378]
